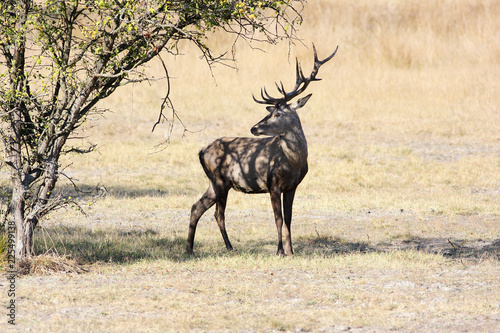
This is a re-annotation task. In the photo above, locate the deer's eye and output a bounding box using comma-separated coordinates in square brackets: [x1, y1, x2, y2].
[274, 112, 281, 118]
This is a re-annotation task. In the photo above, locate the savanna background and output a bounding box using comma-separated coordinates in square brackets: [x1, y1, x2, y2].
[1, 0, 499, 332]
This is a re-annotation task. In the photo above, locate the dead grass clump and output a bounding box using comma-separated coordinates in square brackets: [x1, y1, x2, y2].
[16, 254, 88, 276]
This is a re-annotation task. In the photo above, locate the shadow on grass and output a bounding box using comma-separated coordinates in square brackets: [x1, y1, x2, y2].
[34, 225, 500, 266]
[295, 234, 500, 261]
[384, 236, 500, 261]
[34, 226, 190, 264]
[57, 183, 197, 200]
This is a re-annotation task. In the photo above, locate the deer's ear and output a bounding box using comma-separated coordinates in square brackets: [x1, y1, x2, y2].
[266, 106, 276, 112]
[294, 93, 312, 110]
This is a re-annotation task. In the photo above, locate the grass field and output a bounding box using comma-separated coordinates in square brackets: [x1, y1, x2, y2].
[2, 0, 500, 332]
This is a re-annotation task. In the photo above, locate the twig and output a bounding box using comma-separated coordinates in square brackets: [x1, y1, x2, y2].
[448, 239, 465, 266]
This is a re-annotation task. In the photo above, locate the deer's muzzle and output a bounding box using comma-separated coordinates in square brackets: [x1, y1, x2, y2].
[251, 125, 263, 136]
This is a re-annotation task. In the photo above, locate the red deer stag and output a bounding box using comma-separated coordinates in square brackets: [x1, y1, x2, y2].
[187, 45, 338, 255]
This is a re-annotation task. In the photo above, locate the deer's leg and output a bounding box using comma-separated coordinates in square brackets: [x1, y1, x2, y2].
[186, 183, 216, 254]
[214, 189, 233, 251]
[270, 189, 285, 256]
[283, 189, 296, 256]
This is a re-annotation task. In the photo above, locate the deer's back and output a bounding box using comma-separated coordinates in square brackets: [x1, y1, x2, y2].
[199, 137, 307, 194]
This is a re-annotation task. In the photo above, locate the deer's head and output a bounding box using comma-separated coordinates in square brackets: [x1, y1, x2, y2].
[250, 94, 312, 136]
[251, 44, 338, 137]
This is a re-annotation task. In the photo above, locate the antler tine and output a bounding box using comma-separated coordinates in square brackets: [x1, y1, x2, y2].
[295, 58, 306, 86]
[280, 82, 287, 98]
[313, 43, 319, 63]
[252, 93, 263, 104]
[311, 44, 321, 81]
[315, 43, 339, 66]
[275, 81, 285, 95]
[263, 86, 276, 100]
[253, 88, 271, 104]
[253, 86, 284, 105]
[309, 43, 339, 82]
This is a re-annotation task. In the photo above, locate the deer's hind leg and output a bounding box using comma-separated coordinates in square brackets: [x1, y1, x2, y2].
[186, 183, 217, 254]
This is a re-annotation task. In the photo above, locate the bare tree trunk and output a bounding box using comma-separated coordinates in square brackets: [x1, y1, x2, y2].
[10, 138, 66, 261]
[11, 174, 37, 260]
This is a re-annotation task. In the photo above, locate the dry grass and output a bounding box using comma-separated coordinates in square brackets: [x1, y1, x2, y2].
[1, 0, 500, 332]
[15, 254, 88, 276]
[4, 252, 500, 332]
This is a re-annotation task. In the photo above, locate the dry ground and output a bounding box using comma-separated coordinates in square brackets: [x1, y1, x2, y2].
[2, 0, 500, 332]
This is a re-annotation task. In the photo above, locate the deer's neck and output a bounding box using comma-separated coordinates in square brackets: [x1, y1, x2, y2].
[279, 125, 308, 168]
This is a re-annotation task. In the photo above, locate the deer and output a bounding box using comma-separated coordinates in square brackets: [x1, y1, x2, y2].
[186, 44, 338, 256]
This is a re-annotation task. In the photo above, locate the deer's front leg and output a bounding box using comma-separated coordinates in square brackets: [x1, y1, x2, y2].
[270, 189, 285, 256]
[214, 189, 233, 251]
[283, 188, 296, 255]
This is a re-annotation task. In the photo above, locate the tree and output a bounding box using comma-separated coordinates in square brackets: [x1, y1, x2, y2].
[0, 0, 305, 261]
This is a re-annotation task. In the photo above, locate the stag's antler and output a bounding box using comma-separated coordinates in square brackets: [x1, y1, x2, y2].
[253, 44, 339, 105]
